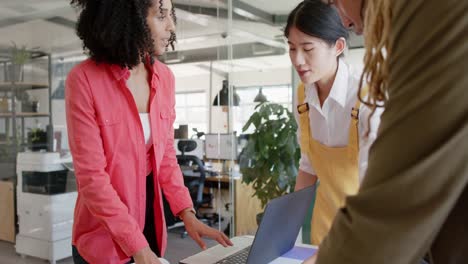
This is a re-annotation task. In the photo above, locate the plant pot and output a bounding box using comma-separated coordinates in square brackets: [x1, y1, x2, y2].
[256, 212, 265, 226]
[5, 64, 24, 82]
[27, 130, 48, 151]
[31, 101, 39, 112]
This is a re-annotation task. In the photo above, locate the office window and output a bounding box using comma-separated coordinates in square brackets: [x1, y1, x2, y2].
[233, 85, 292, 134]
[175, 91, 208, 138]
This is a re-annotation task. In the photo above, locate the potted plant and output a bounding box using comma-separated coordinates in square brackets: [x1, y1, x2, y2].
[15, 90, 31, 112]
[27, 127, 48, 151]
[6, 42, 30, 82]
[239, 102, 301, 223]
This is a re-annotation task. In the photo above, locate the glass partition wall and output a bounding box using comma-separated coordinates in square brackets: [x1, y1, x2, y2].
[169, 0, 241, 238]
[228, 0, 298, 238]
[174, 0, 308, 238]
[169, 0, 298, 238]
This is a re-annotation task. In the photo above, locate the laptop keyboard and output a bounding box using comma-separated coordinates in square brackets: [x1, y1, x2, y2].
[215, 245, 252, 264]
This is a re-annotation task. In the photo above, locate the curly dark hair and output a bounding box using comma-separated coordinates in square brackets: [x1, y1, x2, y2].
[70, 0, 177, 68]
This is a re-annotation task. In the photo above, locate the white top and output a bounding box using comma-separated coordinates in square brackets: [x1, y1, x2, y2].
[139, 113, 152, 148]
[293, 59, 383, 182]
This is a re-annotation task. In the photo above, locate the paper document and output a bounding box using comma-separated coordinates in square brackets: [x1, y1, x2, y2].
[268, 245, 317, 264]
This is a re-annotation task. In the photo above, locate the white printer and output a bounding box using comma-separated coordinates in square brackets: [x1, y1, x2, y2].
[15, 152, 76, 264]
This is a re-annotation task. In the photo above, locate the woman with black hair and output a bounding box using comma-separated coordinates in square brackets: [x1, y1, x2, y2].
[66, 0, 232, 263]
[284, 0, 382, 246]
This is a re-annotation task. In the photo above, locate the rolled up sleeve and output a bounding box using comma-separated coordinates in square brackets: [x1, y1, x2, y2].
[158, 72, 193, 216]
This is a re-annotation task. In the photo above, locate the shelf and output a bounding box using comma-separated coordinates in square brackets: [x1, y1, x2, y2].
[0, 112, 50, 118]
[0, 82, 49, 92]
[0, 140, 21, 145]
[0, 50, 48, 62]
[0, 51, 51, 180]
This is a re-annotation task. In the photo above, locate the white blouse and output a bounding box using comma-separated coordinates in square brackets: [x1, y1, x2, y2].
[293, 59, 383, 182]
[139, 113, 152, 149]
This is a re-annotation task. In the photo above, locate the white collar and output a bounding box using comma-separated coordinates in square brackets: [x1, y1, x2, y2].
[305, 59, 349, 109]
[327, 59, 349, 108]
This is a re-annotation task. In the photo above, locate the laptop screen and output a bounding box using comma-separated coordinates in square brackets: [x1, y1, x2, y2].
[246, 185, 317, 264]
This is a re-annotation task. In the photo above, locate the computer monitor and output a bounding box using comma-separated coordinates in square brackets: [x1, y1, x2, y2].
[204, 133, 238, 160]
[53, 125, 69, 154]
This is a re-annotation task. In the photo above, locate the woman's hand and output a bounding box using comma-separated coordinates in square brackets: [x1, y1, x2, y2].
[181, 210, 233, 250]
[302, 252, 317, 264]
[133, 246, 162, 264]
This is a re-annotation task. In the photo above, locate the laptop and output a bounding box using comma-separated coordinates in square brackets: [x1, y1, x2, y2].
[180, 184, 316, 264]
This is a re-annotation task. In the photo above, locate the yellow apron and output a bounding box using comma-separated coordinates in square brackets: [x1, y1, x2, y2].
[297, 83, 363, 245]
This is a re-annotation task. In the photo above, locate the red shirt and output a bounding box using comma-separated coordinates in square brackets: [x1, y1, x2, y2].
[66, 58, 193, 263]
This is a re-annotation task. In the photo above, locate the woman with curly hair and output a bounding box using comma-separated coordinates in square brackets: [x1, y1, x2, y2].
[66, 0, 232, 263]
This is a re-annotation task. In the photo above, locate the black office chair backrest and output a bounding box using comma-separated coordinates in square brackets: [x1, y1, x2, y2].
[177, 140, 197, 156]
[176, 140, 206, 209]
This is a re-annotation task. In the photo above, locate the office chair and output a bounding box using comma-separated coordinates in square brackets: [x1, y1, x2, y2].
[168, 140, 221, 237]
[177, 140, 212, 210]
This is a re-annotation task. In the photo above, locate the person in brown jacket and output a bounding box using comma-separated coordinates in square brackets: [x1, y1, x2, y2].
[304, 0, 468, 263]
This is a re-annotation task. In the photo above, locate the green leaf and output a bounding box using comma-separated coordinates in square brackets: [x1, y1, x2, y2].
[242, 118, 253, 132]
[239, 102, 300, 208]
[252, 112, 262, 129]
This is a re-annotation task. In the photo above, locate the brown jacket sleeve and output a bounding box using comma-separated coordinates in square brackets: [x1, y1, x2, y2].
[316, 0, 468, 263]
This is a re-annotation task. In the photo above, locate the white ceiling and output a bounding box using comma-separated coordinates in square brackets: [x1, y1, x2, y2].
[0, 0, 301, 50]
[169, 54, 291, 78]
[0, 1, 71, 22]
[173, 0, 301, 15]
[239, 0, 301, 15]
[0, 1, 79, 54]
[0, 0, 362, 76]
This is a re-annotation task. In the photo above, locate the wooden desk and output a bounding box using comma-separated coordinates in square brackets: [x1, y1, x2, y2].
[233, 179, 263, 236]
[202, 175, 263, 236]
[205, 175, 230, 183]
